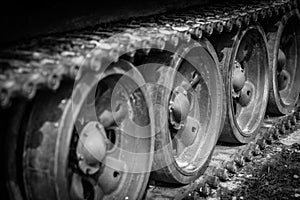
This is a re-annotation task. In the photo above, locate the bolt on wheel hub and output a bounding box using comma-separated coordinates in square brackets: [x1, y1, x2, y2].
[232, 61, 246, 92]
[169, 86, 191, 129]
[238, 81, 254, 107]
[76, 121, 107, 175]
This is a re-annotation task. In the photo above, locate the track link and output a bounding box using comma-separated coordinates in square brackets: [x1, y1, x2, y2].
[144, 108, 300, 199]
[0, 0, 298, 107]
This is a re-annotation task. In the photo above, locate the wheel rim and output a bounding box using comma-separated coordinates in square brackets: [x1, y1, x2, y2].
[268, 10, 300, 114]
[217, 25, 270, 143]
[169, 41, 222, 172]
[230, 27, 269, 137]
[139, 39, 225, 184]
[23, 60, 154, 200]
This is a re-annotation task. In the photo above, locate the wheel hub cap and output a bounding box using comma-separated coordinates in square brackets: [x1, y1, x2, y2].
[277, 48, 286, 71]
[239, 82, 254, 107]
[232, 61, 246, 92]
[76, 121, 107, 175]
[278, 69, 290, 91]
[169, 86, 190, 129]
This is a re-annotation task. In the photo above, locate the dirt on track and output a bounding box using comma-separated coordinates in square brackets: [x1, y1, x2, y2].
[220, 131, 300, 200]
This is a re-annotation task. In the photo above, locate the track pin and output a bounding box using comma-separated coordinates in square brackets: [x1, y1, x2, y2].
[267, 7, 273, 18]
[224, 19, 233, 32]
[244, 14, 251, 26]
[260, 9, 267, 20]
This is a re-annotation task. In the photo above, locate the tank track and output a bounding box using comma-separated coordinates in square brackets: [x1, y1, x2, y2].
[1, 0, 300, 199]
[0, 0, 298, 107]
[145, 109, 300, 199]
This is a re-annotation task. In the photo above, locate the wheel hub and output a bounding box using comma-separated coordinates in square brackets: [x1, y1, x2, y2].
[169, 86, 190, 129]
[232, 61, 246, 92]
[277, 48, 286, 71]
[239, 82, 254, 107]
[278, 69, 290, 91]
[76, 121, 107, 175]
[177, 116, 200, 147]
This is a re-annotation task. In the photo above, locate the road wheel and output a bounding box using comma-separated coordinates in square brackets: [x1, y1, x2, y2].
[22, 60, 154, 200]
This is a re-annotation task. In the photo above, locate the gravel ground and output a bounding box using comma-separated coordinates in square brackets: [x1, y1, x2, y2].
[219, 131, 300, 200]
